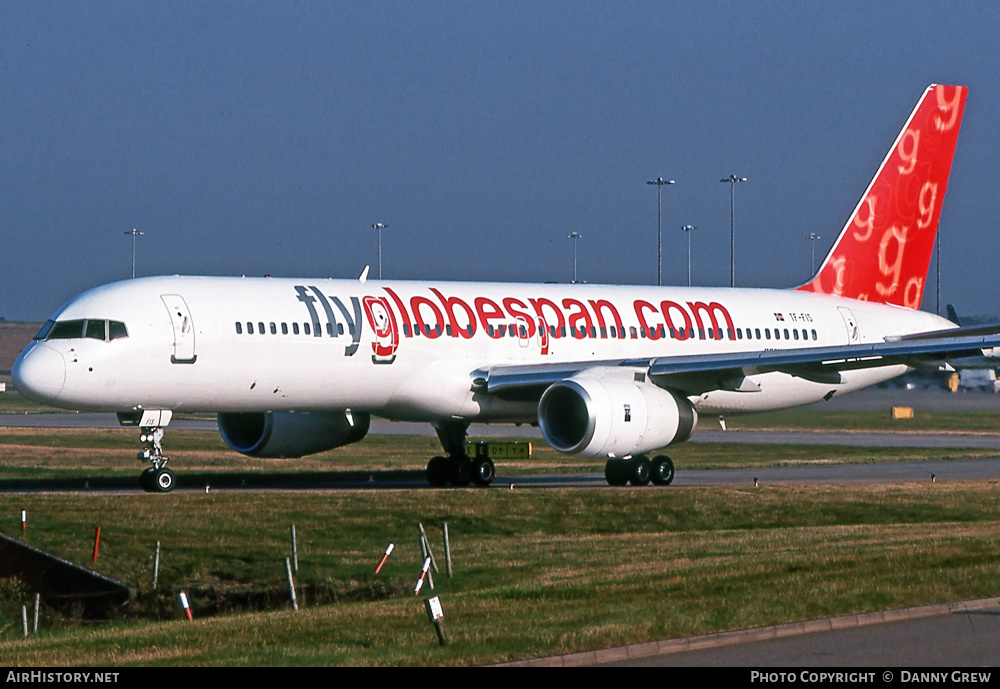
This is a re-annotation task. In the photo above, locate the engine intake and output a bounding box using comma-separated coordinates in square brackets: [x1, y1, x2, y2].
[218, 410, 370, 458]
[538, 376, 696, 457]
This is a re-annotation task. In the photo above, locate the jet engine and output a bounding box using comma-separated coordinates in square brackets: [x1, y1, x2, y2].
[537, 376, 697, 457]
[217, 410, 370, 458]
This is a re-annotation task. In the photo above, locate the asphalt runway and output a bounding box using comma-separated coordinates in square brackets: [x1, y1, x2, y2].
[594, 601, 1000, 667]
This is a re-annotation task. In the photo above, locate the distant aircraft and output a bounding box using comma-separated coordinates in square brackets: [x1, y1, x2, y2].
[14, 84, 995, 492]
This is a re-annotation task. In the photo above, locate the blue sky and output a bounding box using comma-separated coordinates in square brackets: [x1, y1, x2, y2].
[3, 1, 1000, 321]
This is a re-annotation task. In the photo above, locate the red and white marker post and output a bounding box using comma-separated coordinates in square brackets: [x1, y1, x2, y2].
[413, 557, 432, 595]
[375, 542, 395, 574]
[179, 591, 193, 621]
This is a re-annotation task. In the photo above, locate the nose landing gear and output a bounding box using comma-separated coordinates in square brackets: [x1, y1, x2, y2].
[137, 425, 176, 493]
[117, 410, 177, 493]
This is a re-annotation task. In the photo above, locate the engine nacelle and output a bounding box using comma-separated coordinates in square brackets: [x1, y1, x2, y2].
[538, 376, 697, 457]
[217, 410, 371, 458]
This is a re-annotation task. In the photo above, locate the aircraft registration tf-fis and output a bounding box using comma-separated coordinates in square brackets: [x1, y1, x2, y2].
[14, 84, 996, 492]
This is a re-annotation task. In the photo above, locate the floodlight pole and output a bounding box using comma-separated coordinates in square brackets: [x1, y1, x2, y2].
[646, 177, 675, 286]
[807, 233, 822, 275]
[567, 232, 582, 283]
[371, 223, 388, 279]
[124, 228, 144, 279]
[681, 225, 698, 286]
[720, 175, 746, 287]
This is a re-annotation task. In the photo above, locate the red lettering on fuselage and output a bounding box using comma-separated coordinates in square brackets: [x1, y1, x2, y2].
[409, 295, 445, 339]
[688, 301, 735, 340]
[589, 299, 623, 338]
[503, 298, 536, 337]
[634, 300, 662, 340]
[562, 298, 593, 339]
[430, 288, 477, 339]
[475, 297, 507, 339]
[355, 287, 738, 346]
[661, 300, 693, 340]
[529, 298, 566, 338]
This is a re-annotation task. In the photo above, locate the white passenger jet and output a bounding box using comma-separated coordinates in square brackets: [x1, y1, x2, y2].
[14, 84, 997, 492]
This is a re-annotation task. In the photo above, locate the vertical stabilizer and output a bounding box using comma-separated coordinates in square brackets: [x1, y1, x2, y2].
[797, 84, 967, 308]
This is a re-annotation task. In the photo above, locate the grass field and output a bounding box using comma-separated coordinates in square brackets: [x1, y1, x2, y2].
[1, 482, 999, 665]
[1, 413, 1000, 665]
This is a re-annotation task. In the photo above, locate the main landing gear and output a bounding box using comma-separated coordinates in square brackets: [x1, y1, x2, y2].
[604, 454, 674, 487]
[426, 420, 495, 488]
[137, 425, 176, 493]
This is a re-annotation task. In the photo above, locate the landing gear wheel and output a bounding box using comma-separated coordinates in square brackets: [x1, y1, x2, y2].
[153, 468, 176, 493]
[629, 455, 652, 486]
[471, 457, 495, 487]
[651, 455, 675, 486]
[139, 467, 156, 492]
[605, 458, 629, 486]
[427, 456, 450, 487]
[450, 457, 473, 487]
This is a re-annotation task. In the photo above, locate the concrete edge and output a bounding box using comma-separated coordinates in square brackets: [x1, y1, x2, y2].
[496, 596, 1000, 667]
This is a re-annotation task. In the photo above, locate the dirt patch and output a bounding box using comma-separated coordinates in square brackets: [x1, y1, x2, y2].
[140, 576, 401, 620]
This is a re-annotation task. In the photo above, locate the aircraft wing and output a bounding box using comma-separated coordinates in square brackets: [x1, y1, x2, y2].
[483, 324, 1000, 398]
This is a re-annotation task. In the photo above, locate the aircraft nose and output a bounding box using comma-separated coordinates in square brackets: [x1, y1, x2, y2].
[12, 343, 66, 403]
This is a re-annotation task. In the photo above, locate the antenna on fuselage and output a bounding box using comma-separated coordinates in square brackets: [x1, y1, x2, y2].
[359, 265, 370, 283]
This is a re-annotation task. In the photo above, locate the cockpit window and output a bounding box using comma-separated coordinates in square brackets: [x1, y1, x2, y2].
[36, 319, 129, 342]
[48, 319, 86, 339]
[33, 320, 55, 340]
[109, 321, 128, 340]
[85, 319, 106, 340]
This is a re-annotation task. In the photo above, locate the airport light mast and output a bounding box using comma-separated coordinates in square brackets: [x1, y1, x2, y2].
[807, 233, 822, 275]
[568, 232, 582, 283]
[124, 228, 144, 280]
[720, 175, 747, 287]
[371, 222, 388, 279]
[681, 225, 697, 286]
[646, 177, 675, 286]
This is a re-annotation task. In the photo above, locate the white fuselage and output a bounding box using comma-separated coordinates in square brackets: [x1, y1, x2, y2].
[13, 276, 952, 423]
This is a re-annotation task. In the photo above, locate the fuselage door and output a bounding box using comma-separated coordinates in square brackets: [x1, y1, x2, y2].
[515, 316, 531, 349]
[837, 306, 861, 344]
[161, 294, 197, 363]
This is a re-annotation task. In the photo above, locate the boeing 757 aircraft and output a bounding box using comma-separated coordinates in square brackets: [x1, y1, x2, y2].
[14, 84, 997, 492]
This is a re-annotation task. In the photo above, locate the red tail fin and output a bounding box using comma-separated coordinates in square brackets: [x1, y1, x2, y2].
[797, 84, 967, 308]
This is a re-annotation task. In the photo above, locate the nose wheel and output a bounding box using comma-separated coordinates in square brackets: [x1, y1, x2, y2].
[136, 425, 176, 493]
[139, 466, 177, 493]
